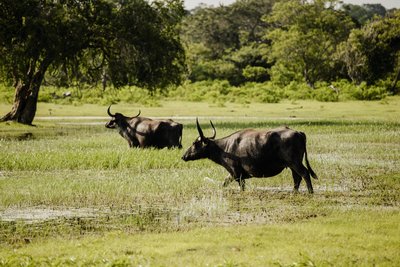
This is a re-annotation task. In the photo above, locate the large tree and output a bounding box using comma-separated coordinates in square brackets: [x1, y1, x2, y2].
[0, 0, 186, 124]
[336, 9, 400, 93]
[342, 3, 386, 26]
[181, 0, 276, 85]
[266, 0, 355, 87]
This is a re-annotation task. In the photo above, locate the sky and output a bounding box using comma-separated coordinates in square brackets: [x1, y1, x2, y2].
[184, 0, 400, 10]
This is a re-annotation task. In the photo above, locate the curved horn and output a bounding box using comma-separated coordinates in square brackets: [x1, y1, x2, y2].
[209, 120, 216, 139]
[196, 118, 205, 140]
[107, 105, 114, 117]
[133, 110, 141, 118]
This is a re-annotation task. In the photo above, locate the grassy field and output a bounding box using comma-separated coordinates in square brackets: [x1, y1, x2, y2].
[0, 98, 399, 266]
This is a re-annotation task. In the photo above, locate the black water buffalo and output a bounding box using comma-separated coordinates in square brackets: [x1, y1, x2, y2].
[106, 105, 182, 149]
[182, 119, 318, 193]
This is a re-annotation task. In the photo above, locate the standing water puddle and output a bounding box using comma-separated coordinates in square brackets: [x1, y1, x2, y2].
[0, 207, 101, 223]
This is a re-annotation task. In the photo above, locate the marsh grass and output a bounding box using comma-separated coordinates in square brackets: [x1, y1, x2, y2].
[0, 99, 399, 265]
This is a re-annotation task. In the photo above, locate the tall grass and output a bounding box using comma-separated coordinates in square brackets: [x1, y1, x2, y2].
[1, 119, 398, 209]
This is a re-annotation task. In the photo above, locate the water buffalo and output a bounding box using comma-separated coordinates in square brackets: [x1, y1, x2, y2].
[182, 119, 318, 193]
[106, 105, 182, 149]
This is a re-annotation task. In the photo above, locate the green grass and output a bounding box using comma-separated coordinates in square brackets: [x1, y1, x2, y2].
[1, 210, 399, 266]
[1, 96, 399, 120]
[0, 98, 399, 265]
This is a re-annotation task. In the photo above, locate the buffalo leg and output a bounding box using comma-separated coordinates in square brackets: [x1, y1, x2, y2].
[291, 169, 302, 192]
[291, 164, 313, 194]
[223, 175, 235, 187]
[237, 178, 246, 191]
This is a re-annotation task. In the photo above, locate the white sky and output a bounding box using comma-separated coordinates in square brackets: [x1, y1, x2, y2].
[184, 0, 400, 10]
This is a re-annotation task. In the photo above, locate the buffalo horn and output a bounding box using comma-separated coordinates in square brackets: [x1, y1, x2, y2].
[107, 105, 114, 117]
[209, 120, 216, 139]
[133, 110, 141, 118]
[196, 118, 205, 140]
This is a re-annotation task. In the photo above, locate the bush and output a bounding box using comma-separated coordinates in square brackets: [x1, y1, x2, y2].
[282, 82, 314, 100]
[352, 83, 387, 100]
[35, 85, 162, 106]
[333, 80, 387, 100]
[167, 81, 281, 104]
[1, 78, 390, 107]
[242, 66, 269, 82]
[313, 82, 339, 102]
[239, 83, 281, 103]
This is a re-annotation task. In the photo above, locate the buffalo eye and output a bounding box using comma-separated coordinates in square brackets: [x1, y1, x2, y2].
[194, 140, 206, 149]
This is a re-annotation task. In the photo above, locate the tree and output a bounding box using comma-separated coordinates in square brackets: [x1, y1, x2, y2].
[342, 3, 386, 26]
[337, 9, 400, 93]
[266, 0, 355, 87]
[0, 0, 186, 124]
[181, 0, 276, 85]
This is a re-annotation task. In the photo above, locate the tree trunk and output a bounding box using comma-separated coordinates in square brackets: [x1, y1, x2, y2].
[1, 66, 47, 125]
[390, 66, 400, 95]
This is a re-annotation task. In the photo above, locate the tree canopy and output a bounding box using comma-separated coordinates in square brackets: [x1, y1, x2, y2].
[266, 0, 355, 87]
[178, 0, 400, 94]
[181, 0, 276, 85]
[337, 9, 400, 91]
[0, 0, 186, 124]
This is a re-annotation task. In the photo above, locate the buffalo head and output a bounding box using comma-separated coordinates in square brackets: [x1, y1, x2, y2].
[182, 118, 216, 161]
[105, 105, 140, 129]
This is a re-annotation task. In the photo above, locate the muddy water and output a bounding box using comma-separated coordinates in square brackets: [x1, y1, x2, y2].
[0, 208, 101, 223]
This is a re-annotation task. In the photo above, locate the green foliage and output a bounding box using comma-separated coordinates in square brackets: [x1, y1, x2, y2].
[190, 60, 239, 84]
[336, 9, 400, 88]
[346, 82, 387, 100]
[106, 0, 186, 89]
[242, 66, 269, 82]
[167, 80, 282, 103]
[267, 0, 355, 87]
[36, 86, 160, 106]
[0, 0, 186, 123]
[181, 0, 276, 85]
[180, 0, 398, 98]
[342, 3, 387, 26]
[0, 79, 388, 107]
[313, 84, 339, 102]
[278, 80, 386, 102]
[281, 82, 314, 100]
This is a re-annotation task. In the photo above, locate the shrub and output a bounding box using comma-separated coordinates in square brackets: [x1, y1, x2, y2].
[313, 82, 339, 102]
[282, 82, 313, 100]
[239, 82, 281, 103]
[337, 81, 387, 100]
[354, 83, 387, 100]
[1, 77, 390, 107]
[242, 66, 269, 82]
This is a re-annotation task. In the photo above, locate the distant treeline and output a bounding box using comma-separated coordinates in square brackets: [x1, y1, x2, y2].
[180, 0, 400, 95]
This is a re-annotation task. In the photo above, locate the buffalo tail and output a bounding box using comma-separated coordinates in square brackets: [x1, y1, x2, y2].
[301, 132, 318, 180]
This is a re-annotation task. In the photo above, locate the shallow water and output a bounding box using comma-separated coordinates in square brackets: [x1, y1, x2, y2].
[0, 207, 102, 223]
